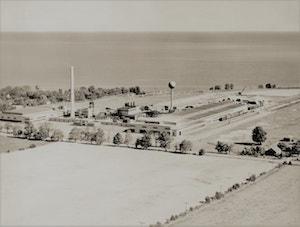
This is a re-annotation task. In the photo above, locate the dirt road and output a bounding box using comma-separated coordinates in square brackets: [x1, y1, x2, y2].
[171, 165, 300, 226]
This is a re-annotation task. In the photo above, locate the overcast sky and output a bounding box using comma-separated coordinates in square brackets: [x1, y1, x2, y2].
[0, 0, 299, 32]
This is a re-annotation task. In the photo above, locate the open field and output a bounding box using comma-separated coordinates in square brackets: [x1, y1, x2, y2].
[171, 165, 300, 226]
[1, 142, 276, 226]
[0, 135, 46, 153]
[244, 88, 300, 97]
[208, 101, 300, 153]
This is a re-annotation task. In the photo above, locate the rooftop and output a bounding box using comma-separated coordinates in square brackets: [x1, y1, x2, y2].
[3, 105, 54, 115]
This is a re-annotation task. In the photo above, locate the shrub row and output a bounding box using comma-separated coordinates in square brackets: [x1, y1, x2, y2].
[226, 183, 240, 193]
[246, 174, 256, 182]
[240, 146, 265, 157]
[151, 168, 276, 226]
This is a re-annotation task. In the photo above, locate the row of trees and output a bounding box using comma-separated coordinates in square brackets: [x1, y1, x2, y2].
[215, 141, 232, 154]
[134, 132, 193, 153]
[135, 132, 174, 150]
[67, 125, 267, 154]
[1, 120, 270, 156]
[1, 121, 109, 145]
[1, 121, 195, 154]
[209, 83, 234, 91]
[0, 121, 110, 146]
[258, 84, 277, 89]
[68, 128, 133, 146]
[68, 127, 106, 145]
[0, 122, 65, 142]
[0, 85, 144, 111]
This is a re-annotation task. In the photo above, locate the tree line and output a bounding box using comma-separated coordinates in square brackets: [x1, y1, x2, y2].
[6, 122, 296, 157]
[1, 121, 195, 154]
[134, 132, 193, 153]
[0, 85, 144, 111]
[258, 83, 277, 89]
[209, 83, 234, 91]
[1, 122, 64, 141]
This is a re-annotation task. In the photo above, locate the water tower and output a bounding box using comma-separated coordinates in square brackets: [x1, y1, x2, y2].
[168, 81, 176, 111]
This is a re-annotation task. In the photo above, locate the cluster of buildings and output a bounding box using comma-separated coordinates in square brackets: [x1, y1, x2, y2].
[116, 102, 143, 120]
[127, 119, 181, 137]
[98, 101, 181, 136]
[0, 67, 267, 139]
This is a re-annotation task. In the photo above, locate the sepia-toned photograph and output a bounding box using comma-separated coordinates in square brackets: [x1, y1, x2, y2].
[0, 0, 299, 226]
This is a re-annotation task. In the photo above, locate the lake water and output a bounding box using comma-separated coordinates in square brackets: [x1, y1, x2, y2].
[0, 32, 299, 91]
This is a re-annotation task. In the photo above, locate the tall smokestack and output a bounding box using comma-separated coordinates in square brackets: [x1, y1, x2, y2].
[70, 66, 75, 118]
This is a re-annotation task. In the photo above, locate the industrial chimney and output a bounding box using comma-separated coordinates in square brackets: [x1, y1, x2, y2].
[70, 66, 75, 118]
[168, 81, 176, 111]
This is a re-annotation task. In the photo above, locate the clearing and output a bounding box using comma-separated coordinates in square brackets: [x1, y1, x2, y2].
[0, 135, 46, 153]
[1, 142, 276, 226]
[171, 165, 300, 226]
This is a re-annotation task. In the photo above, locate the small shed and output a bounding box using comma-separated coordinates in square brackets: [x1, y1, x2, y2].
[265, 145, 282, 156]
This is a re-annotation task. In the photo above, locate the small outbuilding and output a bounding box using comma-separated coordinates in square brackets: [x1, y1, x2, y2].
[265, 145, 282, 157]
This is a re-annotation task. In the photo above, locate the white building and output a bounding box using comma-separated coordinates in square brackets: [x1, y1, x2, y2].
[0, 106, 60, 123]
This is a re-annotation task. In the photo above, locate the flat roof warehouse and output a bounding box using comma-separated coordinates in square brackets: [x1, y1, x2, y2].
[0, 106, 60, 122]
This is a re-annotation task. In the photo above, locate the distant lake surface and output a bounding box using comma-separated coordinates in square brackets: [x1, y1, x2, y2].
[0, 32, 299, 90]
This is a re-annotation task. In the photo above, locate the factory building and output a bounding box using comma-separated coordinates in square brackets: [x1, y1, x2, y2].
[70, 66, 75, 118]
[0, 111, 30, 123]
[0, 106, 60, 123]
[75, 107, 93, 118]
[125, 119, 181, 137]
[117, 102, 142, 120]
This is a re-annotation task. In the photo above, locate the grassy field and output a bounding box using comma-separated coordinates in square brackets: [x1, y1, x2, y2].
[187, 91, 300, 153]
[171, 165, 300, 226]
[1, 142, 276, 226]
[214, 101, 300, 153]
[0, 135, 46, 153]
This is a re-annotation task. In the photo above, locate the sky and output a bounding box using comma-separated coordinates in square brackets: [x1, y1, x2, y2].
[0, 0, 299, 32]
